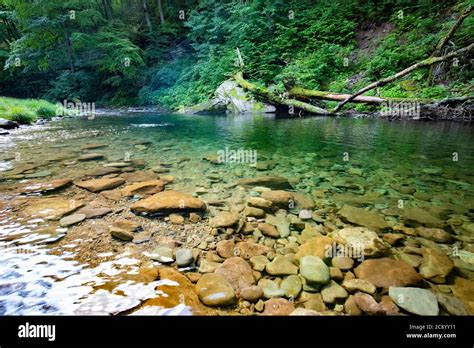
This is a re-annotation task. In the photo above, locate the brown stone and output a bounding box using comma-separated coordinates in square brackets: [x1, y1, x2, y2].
[258, 223, 279, 238]
[120, 180, 165, 197]
[415, 227, 452, 243]
[210, 211, 240, 228]
[131, 191, 206, 214]
[216, 239, 235, 259]
[237, 241, 269, 260]
[74, 178, 125, 193]
[419, 248, 453, 283]
[215, 257, 255, 292]
[295, 236, 334, 261]
[262, 298, 295, 316]
[260, 190, 294, 207]
[19, 179, 72, 194]
[353, 292, 384, 315]
[354, 258, 422, 289]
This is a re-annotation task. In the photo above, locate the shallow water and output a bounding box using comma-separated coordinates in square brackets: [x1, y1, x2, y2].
[0, 113, 473, 315]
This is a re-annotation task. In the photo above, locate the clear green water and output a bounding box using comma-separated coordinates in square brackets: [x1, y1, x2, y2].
[0, 113, 473, 315]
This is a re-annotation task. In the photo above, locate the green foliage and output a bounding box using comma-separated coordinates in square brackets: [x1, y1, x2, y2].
[0, 96, 58, 123]
[0, 0, 472, 109]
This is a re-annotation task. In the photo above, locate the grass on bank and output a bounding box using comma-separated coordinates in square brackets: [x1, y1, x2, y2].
[0, 97, 59, 124]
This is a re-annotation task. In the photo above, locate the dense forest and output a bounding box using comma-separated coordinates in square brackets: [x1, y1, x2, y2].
[0, 0, 472, 111]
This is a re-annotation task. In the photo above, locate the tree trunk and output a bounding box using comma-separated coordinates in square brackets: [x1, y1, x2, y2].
[289, 86, 431, 104]
[142, 0, 153, 32]
[333, 43, 474, 112]
[64, 31, 75, 75]
[234, 72, 330, 115]
[157, 0, 165, 25]
[427, 5, 473, 84]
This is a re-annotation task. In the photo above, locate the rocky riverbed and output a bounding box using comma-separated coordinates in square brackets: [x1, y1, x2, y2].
[0, 114, 473, 316]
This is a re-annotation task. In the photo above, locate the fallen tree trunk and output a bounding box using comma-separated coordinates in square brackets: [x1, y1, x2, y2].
[428, 5, 473, 84]
[234, 72, 330, 115]
[333, 42, 474, 112]
[288, 86, 431, 104]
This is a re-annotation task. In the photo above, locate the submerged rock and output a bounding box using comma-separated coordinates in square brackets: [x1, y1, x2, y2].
[210, 211, 240, 228]
[262, 298, 295, 316]
[266, 255, 298, 276]
[330, 227, 388, 258]
[415, 227, 452, 243]
[131, 191, 206, 214]
[354, 258, 422, 289]
[295, 236, 334, 261]
[59, 213, 86, 227]
[19, 179, 72, 194]
[299, 255, 330, 284]
[195, 273, 236, 306]
[260, 190, 294, 207]
[257, 222, 279, 238]
[321, 280, 348, 304]
[120, 180, 165, 197]
[389, 287, 439, 316]
[215, 257, 255, 292]
[74, 178, 125, 193]
[236, 176, 292, 190]
[338, 205, 389, 231]
[402, 207, 444, 228]
[21, 197, 84, 220]
[418, 248, 453, 283]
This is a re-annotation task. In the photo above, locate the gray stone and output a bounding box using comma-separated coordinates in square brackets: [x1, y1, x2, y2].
[59, 214, 86, 227]
[299, 255, 330, 284]
[176, 248, 194, 267]
[389, 287, 439, 315]
[149, 247, 174, 263]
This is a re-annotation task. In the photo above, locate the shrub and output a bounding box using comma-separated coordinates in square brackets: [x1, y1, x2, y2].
[36, 106, 56, 119]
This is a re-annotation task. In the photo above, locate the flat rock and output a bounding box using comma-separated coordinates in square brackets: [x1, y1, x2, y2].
[210, 211, 240, 228]
[435, 292, 470, 316]
[354, 258, 422, 289]
[195, 273, 235, 306]
[120, 180, 165, 197]
[236, 176, 292, 190]
[415, 227, 452, 243]
[59, 213, 86, 227]
[76, 206, 112, 219]
[21, 197, 84, 220]
[78, 153, 105, 161]
[131, 191, 206, 214]
[338, 205, 389, 231]
[120, 170, 157, 182]
[75, 178, 125, 193]
[266, 255, 298, 276]
[331, 227, 388, 258]
[19, 179, 72, 194]
[299, 255, 330, 284]
[402, 207, 444, 228]
[260, 190, 294, 207]
[419, 248, 453, 283]
[389, 287, 439, 315]
[295, 236, 334, 261]
[85, 167, 121, 177]
[250, 255, 270, 272]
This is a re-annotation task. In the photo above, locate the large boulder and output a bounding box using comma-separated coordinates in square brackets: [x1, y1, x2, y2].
[0, 118, 19, 129]
[354, 258, 422, 289]
[131, 191, 206, 214]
